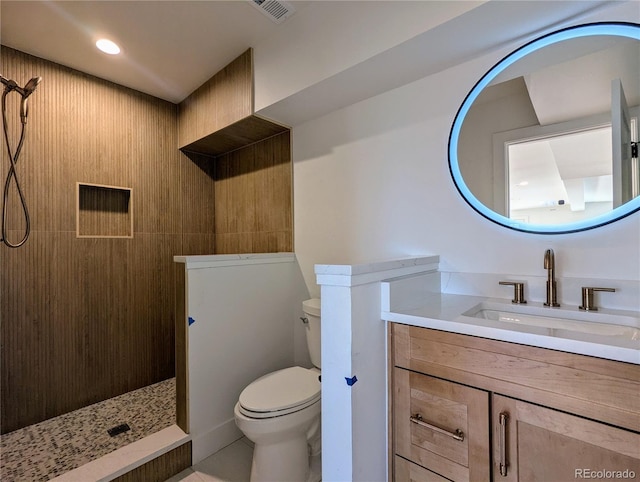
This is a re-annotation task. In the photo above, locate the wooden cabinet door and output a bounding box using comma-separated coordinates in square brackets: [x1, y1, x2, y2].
[394, 367, 490, 481]
[493, 394, 640, 482]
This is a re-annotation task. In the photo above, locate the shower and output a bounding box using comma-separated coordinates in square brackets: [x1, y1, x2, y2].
[1, 74, 41, 248]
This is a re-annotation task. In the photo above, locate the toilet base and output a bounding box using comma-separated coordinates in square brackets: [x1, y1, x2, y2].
[251, 434, 310, 482]
[234, 400, 321, 482]
[308, 452, 322, 482]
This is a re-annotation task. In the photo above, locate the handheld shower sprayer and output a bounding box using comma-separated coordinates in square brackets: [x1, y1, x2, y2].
[1, 75, 40, 95]
[1, 73, 42, 248]
[1, 75, 41, 124]
[19, 77, 42, 124]
[23, 77, 42, 95]
[1, 75, 40, 96]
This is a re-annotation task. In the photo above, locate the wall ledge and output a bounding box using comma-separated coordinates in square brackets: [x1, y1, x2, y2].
[315, 255, 439, 287]
[174, 252, 295, 270]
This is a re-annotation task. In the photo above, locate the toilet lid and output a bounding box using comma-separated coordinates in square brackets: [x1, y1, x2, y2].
[239, 366, 320, 415]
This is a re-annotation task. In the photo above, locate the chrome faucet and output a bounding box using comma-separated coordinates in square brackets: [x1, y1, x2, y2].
[543, 249, 560, 307]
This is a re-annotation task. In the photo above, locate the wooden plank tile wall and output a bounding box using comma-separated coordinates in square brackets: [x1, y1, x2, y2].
[173, 264, 188, 433]
[214, 131, 292, 254]
[113, 442, 192, 482]
[178, 49, 253, 149]
[0, 47, 215, 434]
[1, 46, 293, 435]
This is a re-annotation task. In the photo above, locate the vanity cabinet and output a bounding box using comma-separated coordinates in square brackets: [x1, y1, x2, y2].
[390, 323, 640, 481]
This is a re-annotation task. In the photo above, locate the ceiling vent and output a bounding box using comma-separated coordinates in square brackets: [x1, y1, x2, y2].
[249, 0, 296, 24]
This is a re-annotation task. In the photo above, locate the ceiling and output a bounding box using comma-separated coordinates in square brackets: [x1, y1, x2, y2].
[0, 0, 627, 120]
[1, 0, 307, 103]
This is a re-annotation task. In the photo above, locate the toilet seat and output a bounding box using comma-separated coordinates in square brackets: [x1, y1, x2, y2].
[239, 366, 321, 419]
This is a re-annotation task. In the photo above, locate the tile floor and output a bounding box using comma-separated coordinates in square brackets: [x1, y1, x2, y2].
[2, 376, 321, 482]
[166, 438, 254, 482]
[0, 378, 175, 481]
[167, 438, 322, 482]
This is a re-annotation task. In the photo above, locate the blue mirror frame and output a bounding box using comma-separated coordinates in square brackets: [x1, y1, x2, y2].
[449, 22, 640, 234]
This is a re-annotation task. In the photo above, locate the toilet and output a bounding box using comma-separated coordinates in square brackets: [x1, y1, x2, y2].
[234, 298, 322, 482]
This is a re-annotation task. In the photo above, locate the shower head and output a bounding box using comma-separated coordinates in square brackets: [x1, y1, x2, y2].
[0, 76, 41, 97]
[0, 75, 41, 123]
[19, 77, 42, 124]
[22, 77, 42, 98]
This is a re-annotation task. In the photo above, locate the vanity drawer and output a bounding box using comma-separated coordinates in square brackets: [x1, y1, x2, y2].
[394, 455, 450, 482]
[393, 367, 490, 482]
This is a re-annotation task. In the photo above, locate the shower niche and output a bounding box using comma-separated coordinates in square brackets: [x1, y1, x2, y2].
[76, 182, 133, 238]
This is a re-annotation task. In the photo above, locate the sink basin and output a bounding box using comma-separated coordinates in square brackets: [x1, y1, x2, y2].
[461, 301, 640, 342]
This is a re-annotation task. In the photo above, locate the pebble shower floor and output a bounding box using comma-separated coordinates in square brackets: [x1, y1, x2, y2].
[0, 378, 175, 481]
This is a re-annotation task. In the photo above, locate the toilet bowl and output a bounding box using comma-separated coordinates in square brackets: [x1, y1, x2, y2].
[234, 299, 322, 482]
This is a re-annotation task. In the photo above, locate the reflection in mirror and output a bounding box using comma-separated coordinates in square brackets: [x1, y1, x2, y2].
[507, 125, 614, 225]
[450, 23, 640, 234]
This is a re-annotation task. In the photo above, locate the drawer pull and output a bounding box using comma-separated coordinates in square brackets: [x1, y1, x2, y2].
[410, 413, 465, 442]
[499, 412, 508, 477]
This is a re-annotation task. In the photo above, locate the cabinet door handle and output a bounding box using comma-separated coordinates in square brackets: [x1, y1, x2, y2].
[499, 412, 508, 477]
[410, 413, 465, 442]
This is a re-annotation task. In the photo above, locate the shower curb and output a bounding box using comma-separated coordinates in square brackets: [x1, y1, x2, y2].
[50, 425, 190, 482]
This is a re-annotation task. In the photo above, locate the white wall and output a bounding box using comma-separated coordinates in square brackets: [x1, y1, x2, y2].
[316, 258, 440, 482]
[180, 254, 311, 463]
[293, 4, 640, 302]
[253, 1, 485, 111]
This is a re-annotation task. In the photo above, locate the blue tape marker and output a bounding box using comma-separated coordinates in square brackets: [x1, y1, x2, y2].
[188, 316, 195, 326]
[345, 375, 358, 386]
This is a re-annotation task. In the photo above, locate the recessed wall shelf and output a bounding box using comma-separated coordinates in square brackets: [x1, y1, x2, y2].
[76, 182, 133, 238]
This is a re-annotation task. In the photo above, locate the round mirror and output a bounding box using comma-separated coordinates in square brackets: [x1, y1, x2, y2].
[449, 22, 640, 234]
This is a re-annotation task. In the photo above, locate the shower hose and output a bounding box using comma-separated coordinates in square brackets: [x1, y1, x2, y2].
[1, 88, 31, 248]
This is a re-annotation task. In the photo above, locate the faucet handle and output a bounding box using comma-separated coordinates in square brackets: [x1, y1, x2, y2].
[499, 281, 527, 304]
[579, 287, 616, 311]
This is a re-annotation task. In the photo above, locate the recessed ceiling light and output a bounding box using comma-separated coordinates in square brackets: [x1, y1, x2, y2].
[96, 39, 120, 55]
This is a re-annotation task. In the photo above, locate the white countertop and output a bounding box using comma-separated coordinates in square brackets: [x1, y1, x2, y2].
[382, 292, 640, 365]
[315, 255, 439, 276]
[315, 255, 440, 287]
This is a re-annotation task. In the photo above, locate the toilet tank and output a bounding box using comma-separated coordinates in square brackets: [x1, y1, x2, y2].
[302, 298, 321, 369]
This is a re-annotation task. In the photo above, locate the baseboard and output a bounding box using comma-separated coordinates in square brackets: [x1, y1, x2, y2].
[191, 418, 244, 465]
